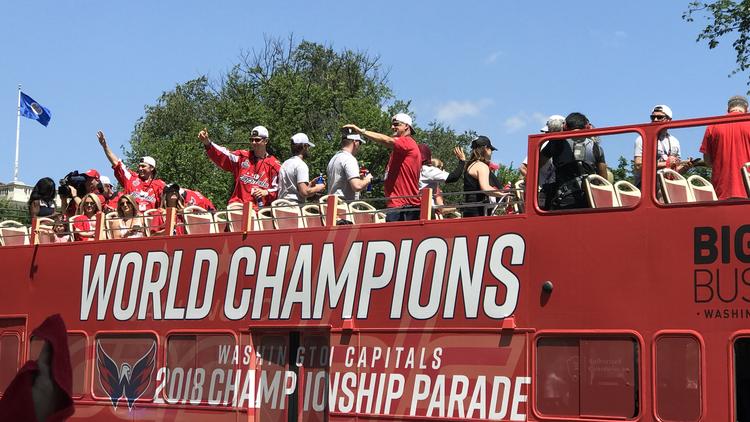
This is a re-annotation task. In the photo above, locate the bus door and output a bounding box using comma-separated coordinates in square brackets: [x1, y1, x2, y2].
[250, 329, 329, 422]
[0, 317, 26, 396]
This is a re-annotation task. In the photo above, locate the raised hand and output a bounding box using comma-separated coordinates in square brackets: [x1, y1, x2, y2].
[453, 146, 466, 161]
[198, 128, 210, 145]
[97, 131, 107, 146]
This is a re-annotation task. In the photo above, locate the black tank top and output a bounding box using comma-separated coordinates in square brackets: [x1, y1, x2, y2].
[463, 162, 498, 217]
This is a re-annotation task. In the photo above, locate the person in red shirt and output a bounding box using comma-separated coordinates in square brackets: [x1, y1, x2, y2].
[97, 130, 166, 212]
[71, 193, 102, 241]
[344, 113, 422, 221]
[198, 126, 280, 210]
[182, 187, 216, 211]
[99, 175, 123, 213]
[700, 95, 750, 199]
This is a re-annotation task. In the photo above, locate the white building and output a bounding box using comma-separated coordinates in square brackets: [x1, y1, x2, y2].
[0, 181, 32, 203]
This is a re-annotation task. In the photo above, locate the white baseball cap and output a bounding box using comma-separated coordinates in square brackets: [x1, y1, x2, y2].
[345, 134, 365, 143]
[140, 156, 156, 168]
[651, 105, 673, 119]
[251, 126, 269, 138]
[540, 115, 566, 133]
[100, 176, 112, 186]
[291, 133, 315, 147]
[392, 113, 413, 128]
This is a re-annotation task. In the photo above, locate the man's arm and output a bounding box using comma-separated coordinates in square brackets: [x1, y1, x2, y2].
[298, 181, 326, 198]
[348, 174, 373, 192]
[343, 124, 395, 148]
[97, 131, 120, 166]
[597, 162, 608, 179]
[199, 129, 239, 172]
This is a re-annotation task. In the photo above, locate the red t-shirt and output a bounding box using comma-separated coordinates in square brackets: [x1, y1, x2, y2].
[183, 189, 215, 211]
[384, 136, 421, 207]
[71, 214, 97, 241]
[112, 161, 165, 212]
[699, 112, 750, 199]
[102, 192, 123, 213]
[205, 142, 280, 209]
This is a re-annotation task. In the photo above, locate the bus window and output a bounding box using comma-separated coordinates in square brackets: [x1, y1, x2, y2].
[30, 333, 88, 397]
[735, 338, 750, 421]
[94, 333, 157, 404]
[0, 333, 20, 394]
[164, 333, 235, 405]
[655, 335, 701, 421]
[536, 336, 638, 419]
[537, 132, 640, 212]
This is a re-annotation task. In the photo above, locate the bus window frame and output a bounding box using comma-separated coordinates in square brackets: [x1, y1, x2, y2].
[531, 329, 644, 421]
[90, 330, 160, 406]
[651, 330, 705, 422]
[729, 330, 750, 422]
[162, 329, 239, 408]
[528, 127, 647, 216]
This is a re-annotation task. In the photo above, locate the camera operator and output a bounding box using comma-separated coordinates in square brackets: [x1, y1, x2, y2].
[58, 169, 102, 217]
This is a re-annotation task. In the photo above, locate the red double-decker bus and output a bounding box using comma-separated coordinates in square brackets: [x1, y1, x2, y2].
[1, 114, 748, 421]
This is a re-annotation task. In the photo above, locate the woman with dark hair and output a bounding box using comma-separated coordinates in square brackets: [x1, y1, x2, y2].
[28, 178, 57, 219]
[463, 136, 507, 217]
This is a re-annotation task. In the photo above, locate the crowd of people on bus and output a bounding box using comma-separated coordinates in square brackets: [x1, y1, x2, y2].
[17, 93, 750, 243]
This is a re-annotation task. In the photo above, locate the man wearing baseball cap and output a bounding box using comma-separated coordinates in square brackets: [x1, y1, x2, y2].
[198, 125, 280, 209]
[343, 113, 422, 221]
[633, 104, 690, 187]
[327, 132, 372, 200]
[99, 175, 123, 213]
[278, 133, 326, 204]
[97, 130, 165, 212]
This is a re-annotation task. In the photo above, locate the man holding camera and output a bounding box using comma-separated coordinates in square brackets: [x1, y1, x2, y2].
[59, 169, 102, 217]
[343, 113, 421, 222]
[327, 131, 372, 201]
[97, 131, 165, 212]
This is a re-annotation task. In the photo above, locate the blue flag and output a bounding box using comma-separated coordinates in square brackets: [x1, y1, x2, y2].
[19, 92, 51, 127]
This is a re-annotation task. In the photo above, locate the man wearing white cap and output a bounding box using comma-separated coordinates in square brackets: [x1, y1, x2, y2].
[633, 105, 691, 187]
[520, 115, 564, 210]
[198, 125, 281, 209]
[343, 113, 421, 221]
[278, 133, 326, 204]
[97, 130, 165, 212]
[327, 132, 372, 200]
[99, 176, 123, 213]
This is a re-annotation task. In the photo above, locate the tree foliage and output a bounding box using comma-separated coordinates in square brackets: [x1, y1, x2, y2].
[126, 37, 478, 205]
[684, 0, 750, 87]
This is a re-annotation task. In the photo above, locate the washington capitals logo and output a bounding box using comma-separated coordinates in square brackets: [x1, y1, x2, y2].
[96, 341, 157, 410]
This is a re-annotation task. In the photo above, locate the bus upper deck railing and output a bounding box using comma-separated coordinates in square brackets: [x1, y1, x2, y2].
[0, 186, 526, 246]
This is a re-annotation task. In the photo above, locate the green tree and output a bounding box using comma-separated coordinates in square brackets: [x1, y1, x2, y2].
[610, 155, 635, 183]
[684, 1, 750, 87]
[127, 37, 403, 205]
[0, 198, 30, 224]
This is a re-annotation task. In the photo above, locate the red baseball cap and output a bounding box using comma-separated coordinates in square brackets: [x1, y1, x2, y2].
[83, 169, 100, 179]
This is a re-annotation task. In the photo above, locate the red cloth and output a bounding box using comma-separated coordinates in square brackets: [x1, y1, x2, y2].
[112, 161, 165, 212]
[205, 142, 280, 209]
[384, 136, 421, 207]
[0, 314, 74, 422]
[102, 192, 124, 213]
[70, 214, 97, 242]
[700, 111, 750, 199]
[183, 189, 215, 211]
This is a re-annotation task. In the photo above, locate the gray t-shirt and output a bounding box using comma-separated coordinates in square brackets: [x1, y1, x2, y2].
[327, 150, 361, 200]
[278, 156, 310, 204]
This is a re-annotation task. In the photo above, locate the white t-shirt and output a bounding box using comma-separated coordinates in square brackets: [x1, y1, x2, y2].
[327, 150, 361, 200]
[419, 165, 450, 191]
[278, 156, 310, 204]
[634, 132, 681, 160]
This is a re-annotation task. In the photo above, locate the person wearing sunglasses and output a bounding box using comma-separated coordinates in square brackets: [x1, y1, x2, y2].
[198, 125, 280, 210]
[70, 193, 102, 241]
[633, 105, 692, 187]
[343, 113, 422, 222]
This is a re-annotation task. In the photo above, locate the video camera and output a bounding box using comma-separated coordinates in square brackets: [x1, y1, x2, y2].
[58, 171, 87, 198]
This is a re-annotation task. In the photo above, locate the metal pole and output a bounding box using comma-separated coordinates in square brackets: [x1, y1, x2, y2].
[13, 84, 21, 183]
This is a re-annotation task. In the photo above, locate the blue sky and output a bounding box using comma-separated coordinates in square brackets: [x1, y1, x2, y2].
[0, 1, 743, 186]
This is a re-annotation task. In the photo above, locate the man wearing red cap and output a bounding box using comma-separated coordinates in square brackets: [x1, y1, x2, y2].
[344, 113, 422, 221]
[97, 131, 165, 212]
[198, 126, 280, 209]
[60, 168, 102, 217]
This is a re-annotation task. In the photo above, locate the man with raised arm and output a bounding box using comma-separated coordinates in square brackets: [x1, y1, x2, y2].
[198, 126, 280, 209]
[278, 133, 327, 204]
[343, 113, 421, 222]
[327, 132, 372, 200]
[97, 131, 165, 212]
[701, 95, 750, 200]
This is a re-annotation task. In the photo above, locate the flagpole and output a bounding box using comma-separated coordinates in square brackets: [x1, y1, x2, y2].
[13, 84, 21, 183]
